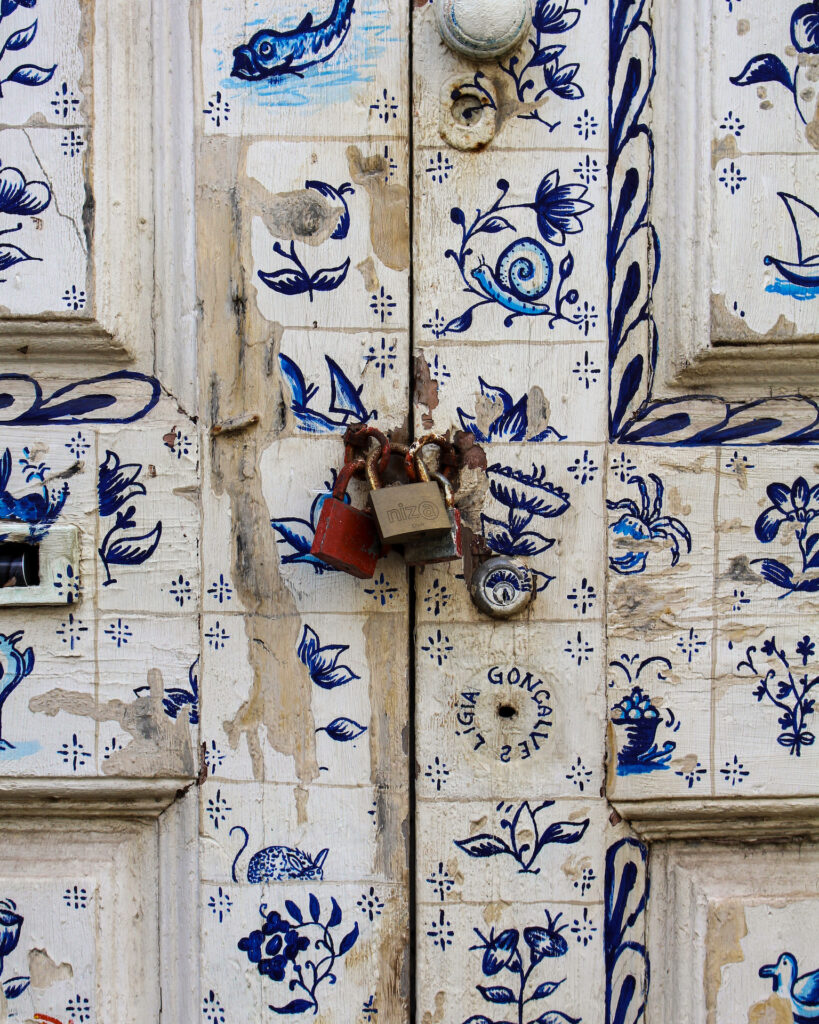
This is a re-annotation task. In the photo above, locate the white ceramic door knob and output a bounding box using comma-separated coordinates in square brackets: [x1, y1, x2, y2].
[435, 0, 531, 60]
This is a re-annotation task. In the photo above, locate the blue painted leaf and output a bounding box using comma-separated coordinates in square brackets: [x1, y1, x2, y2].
[278, 354, 309, 407]
[533, 1013, 581, 1024]
[442, 307, 475, 335]
[2, 976, 30, 1000]
[530, 980, 565, 1001]
[804, 532, 819, 569]
[794, 577, 819, 593]
[612, 354, 644, 435]
[528, 44, 565, 66]
[258, 267, 311, 296]
[0, 243, 36, 271]
[326, 356, 369, 420]
[551, 79, 584, 101]
[730, 54, 792, 89]
[451, 207, 466, 226]
[310, 258, 351, 292]
[5, 63, 55, 85]
[535, 819, 589, 851]
[339, 921, 359, 955]
[328, 896, 342, 929]
[463, 1018, 497, 1024]
[477, 986, 516, 1005]
[271, 517, 313, 555]
[259, 267, 307, 296]
[559, 252, 574, 278]
[309, 893, 321, 922]
[476, 216, 514, 234]
[4, 20, 36, 49]
[104, 522, 162, 566]
[285, 899, 303, 923]
[754, 558, 795, 590]
[321, 717, 367, 742]
[489, 396, 528, 441]
[270, 999, 315, 1015]
[454, 834, 510, 858]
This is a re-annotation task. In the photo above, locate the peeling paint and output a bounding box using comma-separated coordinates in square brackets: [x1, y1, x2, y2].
[706, 902, 748, 1024]
[28, 670, 194, 777]
[346, 146, 410, 271]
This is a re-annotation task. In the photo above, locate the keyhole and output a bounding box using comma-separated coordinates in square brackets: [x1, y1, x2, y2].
[497, 704, 517, 719]
[492, 582, 516, 604]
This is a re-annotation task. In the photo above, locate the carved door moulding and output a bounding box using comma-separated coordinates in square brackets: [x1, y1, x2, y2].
[609, 0, 819, 445]
[0, 0, 197, 415]
[646, 841, 819, 1024]
[0, 781, 198, 1023]
[611, 794, 819, 843]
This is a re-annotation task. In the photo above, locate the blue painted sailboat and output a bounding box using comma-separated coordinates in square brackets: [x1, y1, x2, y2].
[764, 192, 819, 289]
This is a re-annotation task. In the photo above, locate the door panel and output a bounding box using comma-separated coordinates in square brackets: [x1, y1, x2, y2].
[1, 1, 818, 1022]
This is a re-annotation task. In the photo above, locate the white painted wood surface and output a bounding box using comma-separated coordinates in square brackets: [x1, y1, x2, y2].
[0, 0, 817, 1022]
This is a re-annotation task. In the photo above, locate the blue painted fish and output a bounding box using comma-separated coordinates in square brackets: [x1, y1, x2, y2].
[231, 0, 356, 82]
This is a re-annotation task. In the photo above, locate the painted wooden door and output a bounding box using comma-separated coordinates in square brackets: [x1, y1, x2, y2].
[1, 1, 818, 1023]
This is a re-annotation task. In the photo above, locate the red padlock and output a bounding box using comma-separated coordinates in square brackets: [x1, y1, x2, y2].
[310, 458, 386, 578]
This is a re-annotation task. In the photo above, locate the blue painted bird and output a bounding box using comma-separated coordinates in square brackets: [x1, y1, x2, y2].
[0, 447, 69, 540]
[760, 953, 819, 1022]
[0, 631, 35, 750]
[231, 0, 356, 81]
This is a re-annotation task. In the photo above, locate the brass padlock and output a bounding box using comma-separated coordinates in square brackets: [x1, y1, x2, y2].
[404, 462, 462, 566]
[367, 444, 451, 546]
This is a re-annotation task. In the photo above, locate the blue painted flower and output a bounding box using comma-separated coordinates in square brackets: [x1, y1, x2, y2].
[0, 899, 22, 975]
[532, 0, 580, 34]
[238, 897, 359, 1017]
[792, 1, 819, 53]
[487, 463, 570, 518]
[470, 927, 521, 976]
[0, 0, 36, 18]
[797, 635, 816, 664]
[297, 624, 359, 690]
[523, 910, 569, 963]
[97, 450, 147, 516]
[0, 167, 50, 216]
[457, 379, 565, 443]
[755, 477, 819, 542]
[529, 171, 593, 246]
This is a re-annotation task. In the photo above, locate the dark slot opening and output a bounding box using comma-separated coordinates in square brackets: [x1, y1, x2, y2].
[0, 543, 40, 589]
[497, 704, 518, 719]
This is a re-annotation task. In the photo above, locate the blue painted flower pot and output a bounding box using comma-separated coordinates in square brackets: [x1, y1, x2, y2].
[617, 717, 660, 759]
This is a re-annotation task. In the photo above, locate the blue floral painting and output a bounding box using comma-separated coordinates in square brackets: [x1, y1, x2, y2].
[752, 476, 819, 595]
[433, 173, 593, 339]
[238, 896, 359, 1016]
[731, 2, 819, 126]
[738, 635, 819, 757]
[465, 910, 580, 1024]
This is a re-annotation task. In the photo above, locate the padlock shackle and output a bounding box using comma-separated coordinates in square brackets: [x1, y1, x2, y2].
[364, 445, 384, 493]
[332, 460, 366, 500]
[431, 470, 455, 509]
[406, 433, 451, 482]
[344, 426, 391, 477]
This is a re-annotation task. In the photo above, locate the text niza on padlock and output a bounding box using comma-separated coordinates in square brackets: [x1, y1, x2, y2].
[369, 482, 452, 546]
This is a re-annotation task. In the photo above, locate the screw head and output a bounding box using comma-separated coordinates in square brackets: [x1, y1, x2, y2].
[435, 0, 532, 60]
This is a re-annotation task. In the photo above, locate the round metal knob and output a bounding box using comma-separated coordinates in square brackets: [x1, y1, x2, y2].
[435, 0, 532, 61]
[469, 556, 535, 619]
